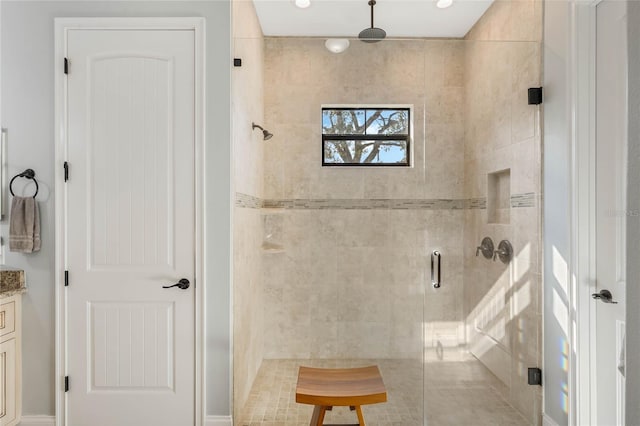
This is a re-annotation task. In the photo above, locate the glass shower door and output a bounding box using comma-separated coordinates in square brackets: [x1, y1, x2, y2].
[422, 38, 543, 426]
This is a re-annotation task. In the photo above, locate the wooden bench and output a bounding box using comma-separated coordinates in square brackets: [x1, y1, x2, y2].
[295, 366, 387, 426]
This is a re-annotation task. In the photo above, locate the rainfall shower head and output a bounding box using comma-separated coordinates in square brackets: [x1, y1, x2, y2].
[358, 0, 386, 43]
[252, 122, 273, 141]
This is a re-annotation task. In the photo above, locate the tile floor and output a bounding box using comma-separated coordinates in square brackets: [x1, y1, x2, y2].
[238, 356, 529, 426]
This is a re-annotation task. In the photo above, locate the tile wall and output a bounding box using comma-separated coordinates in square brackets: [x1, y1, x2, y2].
[261, 38, 467, 361]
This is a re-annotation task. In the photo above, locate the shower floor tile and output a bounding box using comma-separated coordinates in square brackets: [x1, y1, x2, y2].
[238, 358, 529, 426]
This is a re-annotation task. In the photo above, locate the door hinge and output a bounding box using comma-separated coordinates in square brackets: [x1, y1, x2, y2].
[527, 367, 542, 386]
[64, 161, 69, 182]
[64, 58, 69, 75]
[64, 270, 69, 287]
[65, 376, 69, 392]
[528, 87, 543, 105]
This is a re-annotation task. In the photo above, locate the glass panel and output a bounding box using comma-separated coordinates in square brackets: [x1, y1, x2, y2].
[322, 109, 366, 134]
[234, 34, 542, 426]
[423, 39, 542, 426]
[323, 140, 408, 165]
[365, 109, 409, 135]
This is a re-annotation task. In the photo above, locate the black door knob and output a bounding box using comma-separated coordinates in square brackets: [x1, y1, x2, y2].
[592, 289, 617, 304]
[163, 278, 190, 290]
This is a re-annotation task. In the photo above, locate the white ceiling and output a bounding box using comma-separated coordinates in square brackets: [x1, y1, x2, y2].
[252, 0, 494, 38]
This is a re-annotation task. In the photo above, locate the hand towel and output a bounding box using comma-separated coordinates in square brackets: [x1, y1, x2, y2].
[9, 196, 41, 253]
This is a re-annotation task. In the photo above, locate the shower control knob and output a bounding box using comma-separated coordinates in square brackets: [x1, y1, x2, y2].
[493, 249, 508, 261]
[493, 240, 513, 264]
[476, 237, 494, 259]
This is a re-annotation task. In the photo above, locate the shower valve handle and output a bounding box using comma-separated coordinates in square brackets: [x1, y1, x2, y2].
[476, 237, 495, 259]
[493, 249, 507, 261]
[493, 240, 513, 264]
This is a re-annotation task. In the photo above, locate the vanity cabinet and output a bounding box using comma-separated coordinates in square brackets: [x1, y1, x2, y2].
[0, 294, 21, 426]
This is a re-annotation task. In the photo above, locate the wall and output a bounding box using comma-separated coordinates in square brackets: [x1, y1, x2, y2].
[626, 0, 640, 421]
[463, 0, 543, 423]
[0, 1, 231, 417]
[231, 0, 264, 418]
[262, 38, 466, 360]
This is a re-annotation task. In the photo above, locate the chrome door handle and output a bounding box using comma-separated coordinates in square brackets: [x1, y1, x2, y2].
[431, 250, 441, 289]
[592, 289, 618, 304]
[163, 278, 190, 290]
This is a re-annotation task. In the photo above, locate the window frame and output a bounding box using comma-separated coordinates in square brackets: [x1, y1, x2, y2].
[321, 106, 412, 167]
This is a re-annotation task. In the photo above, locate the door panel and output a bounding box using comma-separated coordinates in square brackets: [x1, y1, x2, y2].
[0, 338, 16, 424]
[89, 302, 174, 390]
[66, 29, 195, 426]
[595, 1, 627, 425]
[88, 54, 174, 269]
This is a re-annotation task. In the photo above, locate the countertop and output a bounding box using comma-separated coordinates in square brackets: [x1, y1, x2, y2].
[0, 267, 26, 298]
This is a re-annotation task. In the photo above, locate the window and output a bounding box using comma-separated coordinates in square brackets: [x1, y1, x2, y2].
[322, 107, 411, 166]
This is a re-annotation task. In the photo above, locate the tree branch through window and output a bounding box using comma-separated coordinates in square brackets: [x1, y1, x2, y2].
[322, 108, 411, 166]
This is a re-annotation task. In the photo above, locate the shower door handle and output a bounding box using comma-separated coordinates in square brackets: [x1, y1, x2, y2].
[431, 250, 441, 289]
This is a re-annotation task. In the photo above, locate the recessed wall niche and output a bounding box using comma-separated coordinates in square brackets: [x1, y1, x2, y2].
[487, 169, 511, 224]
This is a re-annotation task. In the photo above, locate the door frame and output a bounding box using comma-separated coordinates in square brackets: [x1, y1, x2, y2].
[53, 17, 206, 426]
[571, 1, 626, 425]
[571, 3, 599, 425]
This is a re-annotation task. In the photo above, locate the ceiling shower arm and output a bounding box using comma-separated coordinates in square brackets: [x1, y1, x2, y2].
[370, 0, 374, 28]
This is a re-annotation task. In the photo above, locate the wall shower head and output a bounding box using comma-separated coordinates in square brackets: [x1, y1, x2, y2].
[252, 122, 274, 141]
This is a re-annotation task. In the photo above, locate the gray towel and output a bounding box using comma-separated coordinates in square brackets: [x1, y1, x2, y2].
[10, 196, 41, 253]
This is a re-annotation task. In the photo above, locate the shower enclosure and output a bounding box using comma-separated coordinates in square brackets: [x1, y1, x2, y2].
[232, 5, 543, 424]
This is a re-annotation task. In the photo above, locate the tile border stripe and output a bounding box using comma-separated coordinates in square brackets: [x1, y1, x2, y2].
[235, 192, 537, 210]
[235, 192, 263, 209]
[510, 192, 536, 208]
[263, 198, 465, 210]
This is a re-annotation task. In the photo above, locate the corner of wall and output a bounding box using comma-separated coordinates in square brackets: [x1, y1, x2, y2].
[231, 0, 266, 420]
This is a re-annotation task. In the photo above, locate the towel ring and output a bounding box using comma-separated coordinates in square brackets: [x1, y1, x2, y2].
[10, 169, 39, 198]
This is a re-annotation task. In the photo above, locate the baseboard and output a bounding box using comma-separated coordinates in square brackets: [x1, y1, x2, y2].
[205, 415, 233, 426]
[542, 413, 561, 426]
[19, 415, 229, 426]
[18, 416, 56, 426]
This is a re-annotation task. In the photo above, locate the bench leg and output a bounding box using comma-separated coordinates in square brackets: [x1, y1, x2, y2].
[309, 405, 327, 426]
[355, 405, 366, 426]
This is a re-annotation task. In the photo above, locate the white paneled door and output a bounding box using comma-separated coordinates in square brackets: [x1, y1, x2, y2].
[65, 28, 196, 426]
[595, 1, 627, 425]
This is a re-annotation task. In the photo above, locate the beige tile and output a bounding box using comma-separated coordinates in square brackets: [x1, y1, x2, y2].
[443, 41, 466, 88]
